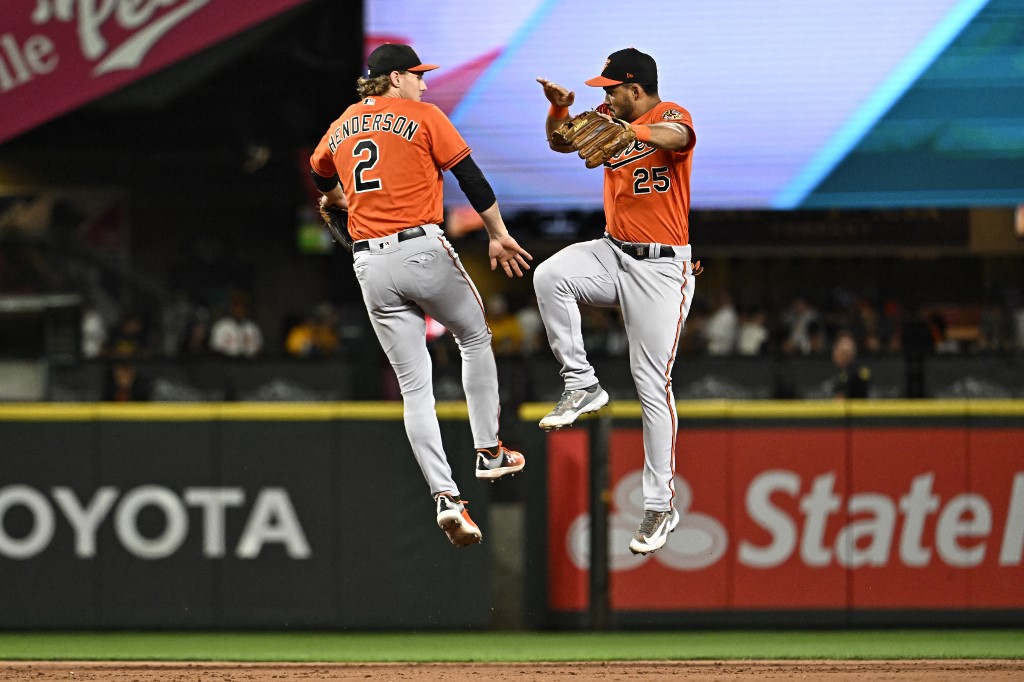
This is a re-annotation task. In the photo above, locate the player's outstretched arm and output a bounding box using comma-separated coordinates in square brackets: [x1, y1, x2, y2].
[632, 121, 694, 152]
[449, 155, 533, 278]
[537, 77, 576, 153]
[478, 203, 532, 278]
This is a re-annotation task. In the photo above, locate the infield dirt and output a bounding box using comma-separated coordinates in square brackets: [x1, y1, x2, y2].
[3, 660, 1024, 680]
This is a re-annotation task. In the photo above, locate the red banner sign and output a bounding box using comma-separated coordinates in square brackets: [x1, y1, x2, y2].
[548, 426, 1024, 612]
[0, 0, 310, 144]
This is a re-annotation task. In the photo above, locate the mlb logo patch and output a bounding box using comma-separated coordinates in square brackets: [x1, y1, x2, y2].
[378, 240, 392, 249]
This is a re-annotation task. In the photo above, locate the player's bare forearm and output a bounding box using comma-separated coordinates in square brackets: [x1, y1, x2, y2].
[633, 122, 693, 152]
[479, 202, 533, 278]
[537, 77, 576, 153]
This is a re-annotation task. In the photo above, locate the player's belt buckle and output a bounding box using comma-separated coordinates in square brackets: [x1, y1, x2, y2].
[396, 226, 426, 242]
[605, 233, 672, 260]
[353, 226, 427, 252]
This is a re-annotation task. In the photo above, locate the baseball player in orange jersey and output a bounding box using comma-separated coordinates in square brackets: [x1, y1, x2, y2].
[310, 43, 532, 548]
[535, 48, 699, 556]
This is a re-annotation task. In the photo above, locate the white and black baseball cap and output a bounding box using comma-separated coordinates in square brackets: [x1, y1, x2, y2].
[367, 43, 439, 78]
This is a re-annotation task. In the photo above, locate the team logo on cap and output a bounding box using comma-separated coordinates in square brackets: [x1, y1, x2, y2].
[662, 109, 684, 121]
[602, 58, 611, 71]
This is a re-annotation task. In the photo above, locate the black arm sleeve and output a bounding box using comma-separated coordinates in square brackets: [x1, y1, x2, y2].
[449, 155, 496, 213]
[310, 169, 340, 193]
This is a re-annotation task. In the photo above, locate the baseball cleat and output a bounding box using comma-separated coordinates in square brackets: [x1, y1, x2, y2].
[475, 442, 526, 480]
[538, 384, 610, 431]
[629, 509, 680, 555]
[435, 493, 482, 548]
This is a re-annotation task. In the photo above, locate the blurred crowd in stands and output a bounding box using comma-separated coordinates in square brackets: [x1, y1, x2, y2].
[3, 233, 1024, 402]
[6, 250, 1024, 367]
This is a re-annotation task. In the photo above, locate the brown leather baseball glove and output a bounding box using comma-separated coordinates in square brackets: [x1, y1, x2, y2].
[551, 110, 637, 168]
[318, 201, 352, 252]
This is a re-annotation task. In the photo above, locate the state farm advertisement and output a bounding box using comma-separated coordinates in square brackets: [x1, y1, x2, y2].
[547, 427, 1024, 612]
[0, 0, 310, 144]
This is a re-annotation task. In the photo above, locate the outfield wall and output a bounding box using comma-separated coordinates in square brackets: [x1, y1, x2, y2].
[0, 403, 492, 629]
[522, 400, 1024, 628]
[1, 401, 1022, 629]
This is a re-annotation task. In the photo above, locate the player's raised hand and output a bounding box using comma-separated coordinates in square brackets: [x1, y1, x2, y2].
[489, 234, 533, 278]
[537, 78, 575, 109]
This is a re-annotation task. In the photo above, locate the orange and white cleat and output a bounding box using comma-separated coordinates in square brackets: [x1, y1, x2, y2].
[435, 493, 482, 548]
[475, 442, 526, 481]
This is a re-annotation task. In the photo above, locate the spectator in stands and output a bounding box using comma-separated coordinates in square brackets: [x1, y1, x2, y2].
[182, 303, 212, 356]
[285, 302, 341, 358]
[704, 290, 738, 355]
[102, 361, 150, 402]
[831, 332, 870, 399]
[487, 293, 523, 357]
[515, 298, 545, 357]
[677, 297, 709, 355]
[737, 307, 769, 356]
[877, 299, 904, 353]
[80, 303, 108, 359]
[927, 311, 959, 354]
[851, 298, 883, 354]
[104, 308, 150, 358]
[158, 291, 197, 358]
[782, 296, 822, 355]
[209, 291, 263, 358]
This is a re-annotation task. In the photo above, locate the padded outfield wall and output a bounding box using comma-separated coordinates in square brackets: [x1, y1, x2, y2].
[1, 401, 1022, 629]
[0, 403, 491, 629]
[519, 400, 1024, 628]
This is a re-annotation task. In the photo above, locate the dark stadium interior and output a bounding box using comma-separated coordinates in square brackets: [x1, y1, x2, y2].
[1, 0, 1022, 403]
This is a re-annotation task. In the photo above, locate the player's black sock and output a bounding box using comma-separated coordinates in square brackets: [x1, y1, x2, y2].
[477, 446, 500, 459]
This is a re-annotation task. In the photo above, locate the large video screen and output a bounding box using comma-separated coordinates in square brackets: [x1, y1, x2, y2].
[366, 0, 1023, 211]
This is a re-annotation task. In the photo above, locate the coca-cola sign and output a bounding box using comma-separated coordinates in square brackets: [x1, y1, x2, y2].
[0, 0, 309, 143]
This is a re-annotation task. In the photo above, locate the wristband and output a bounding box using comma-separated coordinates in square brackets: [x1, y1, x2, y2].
[631, 123, 652, 143]
[548, 104, 569, 119]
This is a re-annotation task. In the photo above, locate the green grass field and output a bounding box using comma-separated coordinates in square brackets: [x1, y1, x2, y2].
[1, 630, 1023, 662]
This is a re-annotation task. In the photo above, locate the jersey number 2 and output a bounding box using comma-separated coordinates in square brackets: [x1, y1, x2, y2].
[353, 140, 382, 192]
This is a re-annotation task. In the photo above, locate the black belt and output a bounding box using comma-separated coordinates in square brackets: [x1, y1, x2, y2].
[353, 226, 427, 252]
[605, 233, 676, 260]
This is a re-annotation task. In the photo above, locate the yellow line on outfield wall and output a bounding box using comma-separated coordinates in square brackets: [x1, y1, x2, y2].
[0, 402, 422, 421]
[518, 399, 1024, 421]
[0, 400, 1021, 422]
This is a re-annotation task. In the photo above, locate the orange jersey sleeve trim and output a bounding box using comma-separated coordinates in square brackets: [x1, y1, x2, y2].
[439, 146, 471, 171]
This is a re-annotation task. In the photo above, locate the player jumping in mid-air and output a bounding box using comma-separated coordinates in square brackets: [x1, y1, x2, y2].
[310, 43, 531, 548]
[536, 48, 699, 556]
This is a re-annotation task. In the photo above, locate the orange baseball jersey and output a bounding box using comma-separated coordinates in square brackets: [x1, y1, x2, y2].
[601, 101, 695, 246]
[310, 97, 471, 239]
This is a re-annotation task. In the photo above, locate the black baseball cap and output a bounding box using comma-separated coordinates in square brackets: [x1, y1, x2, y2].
[367, 43, 439, 77]
[585, 47, 657, 87]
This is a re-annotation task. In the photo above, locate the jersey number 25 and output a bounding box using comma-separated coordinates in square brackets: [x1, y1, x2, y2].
[633, 166, 670, 194]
